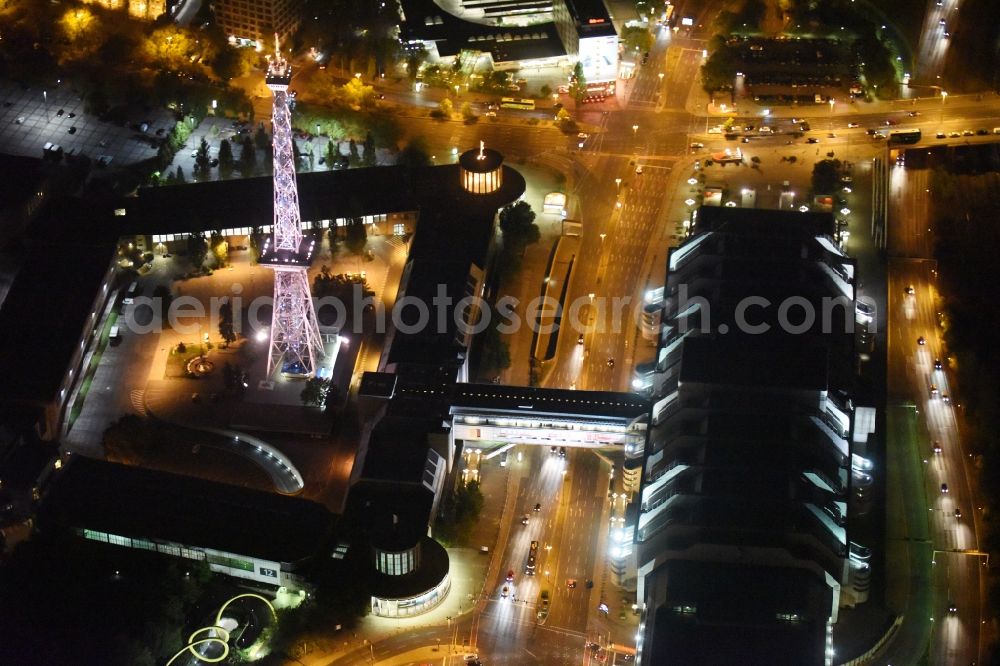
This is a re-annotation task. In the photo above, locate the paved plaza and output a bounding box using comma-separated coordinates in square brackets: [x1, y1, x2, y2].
[0, 79, 173, 167]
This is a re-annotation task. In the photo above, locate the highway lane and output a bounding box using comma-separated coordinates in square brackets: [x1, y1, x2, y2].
[544, 449, 606, 632]
[473, 446, 587, 664]
[912, 0, 958, 86]
[885, 175, 982, 664]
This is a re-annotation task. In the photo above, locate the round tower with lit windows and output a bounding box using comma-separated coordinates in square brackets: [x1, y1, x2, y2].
[459, 141, 504, 194]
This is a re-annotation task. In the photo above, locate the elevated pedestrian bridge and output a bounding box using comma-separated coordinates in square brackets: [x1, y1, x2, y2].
[449, 384, 649, 453]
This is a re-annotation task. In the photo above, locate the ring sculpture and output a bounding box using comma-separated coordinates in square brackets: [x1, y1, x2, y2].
[165, 593, 278, 665]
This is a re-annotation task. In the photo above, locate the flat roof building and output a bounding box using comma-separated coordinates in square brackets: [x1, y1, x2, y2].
[633, 207, 868, 665]
[39, 456, 336, 588]
[0, 206, 119, 440]
[215, 0, 302, 46]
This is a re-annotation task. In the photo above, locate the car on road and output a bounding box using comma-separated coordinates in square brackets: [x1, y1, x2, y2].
[847, 122, 860, 128]
[559, 446, 566, 458]
[690, 142, 704, 150]
[499, 585, 509, 600]
[941, 483, 949, 493]
[963, 129, 974, 136]
[905, 284, 915, 295]
[936, 131, 946, 138]
[521, 514, 529, 525]
[939, 18, 946, 25]
[955, 508, 962, 519]
[635, 164, 644, 174]
[607, 357, 615, 368]
[949, 131, 961, 138]
[585, 579, 593, 588]
[930, 384, 939, 396]
[942, 393, 950, 403]
[550, 445, 558, 455]
[534, 502, 542, 512]
[948, 601, 958, 613]
[918, 336, 926, 345]
[807, 137, 819, 143]
[977, 128, 989, 135]
[933, 441, 943, 454]
[577, 333, 585, 345]
[577, 132, 589, 139]
[908, 111, 921, 117]
[566, 579, 577, 588]
[934, 358, 943, 370]
[884, 119, 898, 126]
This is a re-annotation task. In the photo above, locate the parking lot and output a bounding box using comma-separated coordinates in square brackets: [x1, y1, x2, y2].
[0, 79, 174, 167]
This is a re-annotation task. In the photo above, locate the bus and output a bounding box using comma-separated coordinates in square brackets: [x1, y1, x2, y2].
[888, 129, 921, 144]
[525, 540, 538, 575]
[500, 97, 535, 110]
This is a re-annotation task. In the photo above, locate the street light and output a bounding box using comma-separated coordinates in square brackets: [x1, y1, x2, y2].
[615, 177, 622, 191]
[632, 124, 639, 135]
[940, 90, 948, 122]
[600, 233, 607, 242]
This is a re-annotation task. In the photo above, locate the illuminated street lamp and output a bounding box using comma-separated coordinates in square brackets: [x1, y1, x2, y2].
[600, 233, 606, 242]
[615, 177, 622, 191]
[632, 124, 639, 135]
[658, 72, 664, 83]
[940, 90, 948, 122]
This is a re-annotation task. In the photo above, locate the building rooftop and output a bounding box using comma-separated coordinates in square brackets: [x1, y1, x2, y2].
[459, 147, 503, 173]
[398, 0, 566, 61]
[451, 383, 649, 420]
[647, 560, 830, 665]
[694, 205, 836, 238]
[40, 457, 336, 563]
[362, 419, 434, 484]
[342, 481, 434, 552]
[0, 234, 116, 405]
[678, 335, 829, 391]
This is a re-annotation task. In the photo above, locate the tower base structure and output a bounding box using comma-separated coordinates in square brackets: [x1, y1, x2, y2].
[260, 236, 323, 378]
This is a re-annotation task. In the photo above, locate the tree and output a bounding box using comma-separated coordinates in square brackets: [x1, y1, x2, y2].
[362, 131, 377, 167]
[348, 138, 360, 166]
[556, 107, 576, 132]
[570, 61, 587, 104]
[540, 84, 552, 97]
[499, 200, 540, 256]
[701, 46, 738, 94]
[345, 217, 368, 256]
[175, 165, 186, 184]
[217, 139, 234, 177]
[478, 324, 511, 376]
[437, 97, 453, 118]
[195, 137, 210, 172]
[218, 300, 237, 347]
[341, 77, 376, 108]
[396, 137, 432, 168]
[461, 101, 476, 123]
[239, 136, 256, 174]
[254, 125, 270, 151]
[212, 45, 258, 81]
[187, 233, 208, 270]
[326, 139, 339, 168]
[811, 158, 842, 194]
[300, 377, 331, 406]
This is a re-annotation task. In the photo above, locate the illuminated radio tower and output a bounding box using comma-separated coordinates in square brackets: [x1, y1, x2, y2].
[261, 36, 323, 377]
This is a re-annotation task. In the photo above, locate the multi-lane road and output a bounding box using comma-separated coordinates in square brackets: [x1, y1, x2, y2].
[884, 161, 985, 665]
